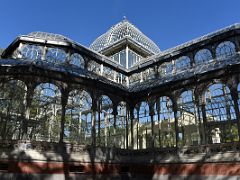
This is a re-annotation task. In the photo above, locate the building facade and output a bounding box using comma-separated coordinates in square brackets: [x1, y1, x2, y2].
[0, 20, 240, 179]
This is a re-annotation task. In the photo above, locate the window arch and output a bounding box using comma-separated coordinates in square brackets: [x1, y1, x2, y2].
[65, 90, 92, 144]
[116, 101, 128, 149]
[153, 96, 176, 148]
[21, 44, 43, 61]
[216, 41, 236, 60]
[158, 62, 173, 77]
[175, 56, 191, 72]
[30, 83, 61, 142]
[205, 83, 238, 143]
[46, 48, 67, 64]
[0, 80, 26, 140]
[177, 90, 200, 146]
[205, 83, 236, 122]
[194, 49, 213, 64]
[87, 60, 101, 74]
[98, 95, 113, 146]
[69, 53, 85, 68]
[102, 66, 114, 81]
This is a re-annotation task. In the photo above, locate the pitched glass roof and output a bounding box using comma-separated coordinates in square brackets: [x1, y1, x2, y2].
[28, 32, 71, 42]
[90, 19, 161, 54]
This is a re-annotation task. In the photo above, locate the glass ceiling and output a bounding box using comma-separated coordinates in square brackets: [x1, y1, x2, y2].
[90, 19, 161, 54]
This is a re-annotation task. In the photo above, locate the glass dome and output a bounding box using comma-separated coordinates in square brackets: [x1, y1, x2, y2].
[90, 19, 161, 55]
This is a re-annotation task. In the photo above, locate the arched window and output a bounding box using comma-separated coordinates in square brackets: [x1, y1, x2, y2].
[205, 83, 238, 143]
[137, 101, 151, 149]
[102, 66, 114, 81]
[194, 49, 213, 64]
[21, 44, 42, 61]
[69, 53, 85, 68]
[46, 48, 67, 64]
[154, 96, 176, 148]
[216, 41, 236, 60]
[116, 101, 128, 149]
[158, 62, 173, 77]
[87, 60, 101, 74]
[175, 56, 191, 72]
[65, 90, 92, 144]
[177, 90, 200, 146]
[30, 83, 61, 142]
[98, 95, 113, 146]
[0, 80, 26, 140]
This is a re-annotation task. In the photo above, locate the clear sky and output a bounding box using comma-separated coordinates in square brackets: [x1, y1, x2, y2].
[1, 0, 240, 50]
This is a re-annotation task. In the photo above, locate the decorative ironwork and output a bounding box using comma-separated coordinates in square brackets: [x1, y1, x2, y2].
[90, 19, 161, 54]
[0, 21, 239, 154]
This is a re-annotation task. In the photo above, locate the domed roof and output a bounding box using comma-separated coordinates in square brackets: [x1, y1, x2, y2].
[90, 19, 161, 54]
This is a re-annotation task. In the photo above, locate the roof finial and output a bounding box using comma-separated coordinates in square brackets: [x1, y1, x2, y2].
[123, 15, 127, 21]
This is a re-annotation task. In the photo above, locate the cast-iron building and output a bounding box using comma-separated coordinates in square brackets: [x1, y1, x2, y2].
[0, 19, 240, 179]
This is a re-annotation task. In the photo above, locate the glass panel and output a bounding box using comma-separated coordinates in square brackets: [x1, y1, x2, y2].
[153, 96, 176, 148]
[116, 101, 128, 149]
[128, 49, 142, 68]
[205, 84, 236, 122]
[175, 56, 191, 72]
[112, 53, 119, 63]
[65, 90, 92, 144]
[0, 80, 26, 140]
[98, 95, 113, 146]
[194, 49, 213, 64]
[21, 44, 42, 61]
[205, 83, 238, 143]
[46, 48, 67, 64]
[30, 83, 61, 142]
[159, 62, 173, 77]
[119, 49, 126, 68]
[70, 53, 85, 68]
[137, 101, 151, 149]
[216, 41, 236, 60]
[87, 60, 101, 74]
[177, 90, 200, 146]
[102, 66, 114, 81]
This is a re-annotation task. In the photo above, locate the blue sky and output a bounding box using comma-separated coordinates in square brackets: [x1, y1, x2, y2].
[1, 0, 240, 50]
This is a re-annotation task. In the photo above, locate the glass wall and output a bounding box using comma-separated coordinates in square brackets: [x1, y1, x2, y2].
[116, 101, 128, 149]
[205, 83, 238, 143]
[119, 50, 126, 67]
[30, 83, 61, 142]
[65, 90, 92, 144]
[97, 95, 114, 146]
[137, 101, 151, 149]
[128, 49, 142, 68]
[153, 96, 176, 148]
[177, 90, 200, 146]
[111, 48, 142, 69]
[0, 80, 26, 140]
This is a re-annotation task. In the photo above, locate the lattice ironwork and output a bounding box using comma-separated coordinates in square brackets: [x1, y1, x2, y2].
[90, 19, 160, 54]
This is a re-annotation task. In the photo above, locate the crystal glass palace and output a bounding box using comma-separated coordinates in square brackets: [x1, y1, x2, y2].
[0, 19, 240, 179]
